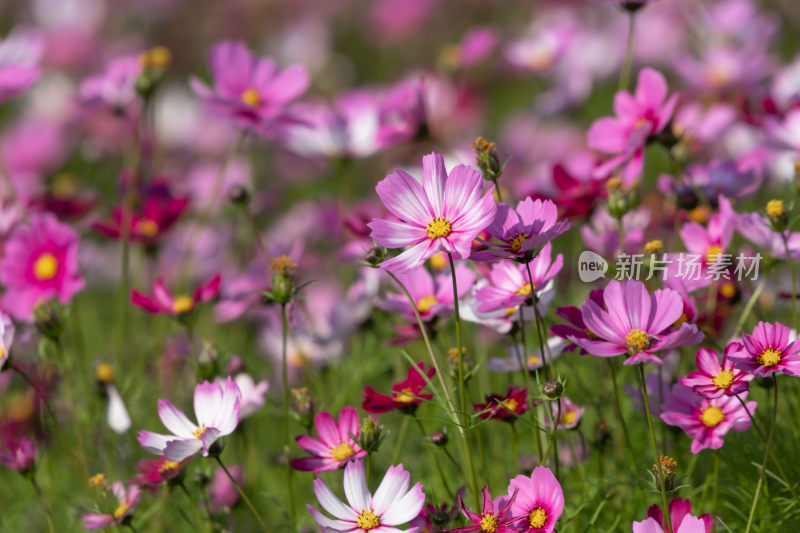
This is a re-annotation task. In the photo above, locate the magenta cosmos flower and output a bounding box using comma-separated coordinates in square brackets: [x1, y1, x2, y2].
[0, 213, 85, 321]
[131, 274, 221, 316]
[679, 345, 753, 399]
[639, 498, 714, 533]
[83, 481, 141, 530]
[508, 466, 564, 533]
[450, 486, 518, 533]
[568, 280, 703, 365]
[633, 515, 707, 533]
[471, 198, 570, 262]
[474, 386, 529, 422]
[307, 459, 425, 532]
[475, 242, 562, 313]
[291, 406, 367, 473]
[380, 262, 474, 322]
[660, 383, 755, 454]
[368, 152, 497, 274]
[138, 377, 241, 462]
[190, 40, 309, 134]
[727, 321, 800, 377]
[587, 68, 678, 185]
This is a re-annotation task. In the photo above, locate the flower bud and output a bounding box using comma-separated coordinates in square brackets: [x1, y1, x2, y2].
[33, 299, 65, 341]
[542, 380, 563, 399]
[472, 137, 502, 181]
[197, 340, 219, 381]
[447, 347, 471, 381]
[429, 430, 448, 447]
[620, 0, 647, 13]
[365, 245, 386, 267]
[766, 199, 790, 232]
[644, 240, 663, 254]
[267, 256, 297, 304]
[653, 455, 677, 492]
[291, 387, 314, 428]
[356, 415, 383, 453]
[228, 185, 250, 206]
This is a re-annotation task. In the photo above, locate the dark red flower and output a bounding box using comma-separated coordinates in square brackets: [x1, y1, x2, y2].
[474, 386, 528, 422]
[362, 362, 434, 414]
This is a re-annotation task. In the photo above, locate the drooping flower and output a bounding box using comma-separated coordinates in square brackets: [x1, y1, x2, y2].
[679, 345, 753, 398]
[379, 262, 474, 322]
[363, 362, 435, 414]
[138, 377, 241, 462]
[471, 198, 570, 262]
[568, 280, 703, 365]
[0, 213, 85, 321]
[368, 152, 497, 274]
[508, 466, 564, 533]
[307, 459, 425, 532]
[190, 40, 309, 134]
[660, 383, 755, 454]
[0, 311, 14, 372]
[449, 485, 518, 533]
[474, 386, 529, 422]
[587, 68, 678, 185]
[291, 406, 367, 473]
[131, 274, 221, 316]
[475, 243, 562, 313]
[639, 498, 714, 533]
[83, 481, 141, 530]
[727, 321, 800, 377]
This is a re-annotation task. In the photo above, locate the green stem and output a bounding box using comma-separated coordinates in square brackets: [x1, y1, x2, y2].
[735, 277, 767, 335]
[391, 416, 411, 464]
[214, 456, 270, 533]
[744, 376, 779, 533]
[638, 364, 673, 533]
[447, 252, 480, 508]
[540, 399, 561, 473]
[178, 480, 211, 533]
[517, 308, 543, 460]
[618, 12, 637, 91]
[280, 303, 296, 532]
[524, 262, 551, 380]
[415, 418, 453, 498]
[491, 177, 502, 202]
[781, 232, 798, 329]
[607, 359, 635, 462]
[29, 476, 55, 533]
[510, 423, 520, 472]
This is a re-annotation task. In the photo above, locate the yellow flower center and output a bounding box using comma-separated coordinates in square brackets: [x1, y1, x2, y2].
[688, 206, 710, 224]
[356, 509, 380, 530]
[606, 176, 622, 193]
[758, 348, 782, 367]
[509, 232, 530, 253]
[89, 473, 107, 489]
[480, 513, 498, 532]
[429, 252, 447, 270]
[700, 406, 724, 428]
[136, 219, 159, 238]
[192, 424, 207, 440]
[172, 295, 194, 314]
[330, 442, 354, 461]
[241, 88, 261, 107]
[529, 507, 548, 529]
[394, 388, 416, 403]
[527, 356, 541, 367]
[95, 363, 115, 383]
[113, 502, 130, 521]
[767, 199, 785, 218]
[563, 410, 577, 425]
[516, 283, 533, 296]
[426, 217, 452, 239]
[712, 370, 734, 389]
[416, 295, 438, 314]
[502, 398, 519, 412]
[625, 329, 650, 352]
[720, 282, 736, 299]
[644, 240, 663, 254]
[33, 253, 58, 281]
[52, 172, 77, 197]
[140, 46, 172, 70]
[705, 245, 723, 264]
[158, 460, 180, 475]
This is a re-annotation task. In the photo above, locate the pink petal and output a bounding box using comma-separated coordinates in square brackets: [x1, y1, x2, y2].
[421, 153, 447, 218]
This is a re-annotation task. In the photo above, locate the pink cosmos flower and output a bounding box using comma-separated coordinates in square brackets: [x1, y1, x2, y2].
[231, 373, 268, 419]
[727, 321, 800, 377]
[291, 406, 367, 473]
[472, 198, 570, 262]
[132, 456, 187, 489]
[568, 280, 703, 365]
[0, 311, 14, 372]
[138, 377, 241, 462]
[633, 515, 707, 533]
[190, 40, 309, 135]
[508, 466, 564, 533]
[210, 464, 241, 511]
[79, 55, 142, 115]
[380, 262, 474, 322]
[0, 213, 85, 321]
[679, 195, 736, 267]
[680, 345, 753, 399]
[660, 383, 755, 454]
[368, 152, 497, 274]
[640, 498, 714, 533]
[450, 486, 518, 533]
[307, 459, 425, 532]
[0, 432, 35, 473]
[587, 68, 678, 185]
[83, 481, 141, 530]
[131, 274, 221, 316]
[581, 206, 649, 257]
[447, 27, 498, 69]
[0, 27, 44, 103]
[551, 289, 605, 355]
[475, 243, 562, 313]
[546, 396, 584, 430]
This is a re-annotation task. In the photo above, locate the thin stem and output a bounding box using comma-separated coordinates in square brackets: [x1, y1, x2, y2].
[539, 399, 562, 473]
[178, 480, 211, 533]
[524, 262, 551, 380]
[736, 277, 767, 335]
[280, 303, 296, 532]
[607, 359, 635, 461]
[781, 232, 798, 329]
[390, 416, 411, 464]
[214, 456, 270, 533]
[744, 376, 779, 533]
[638, 364, 673, 533]
[415, 418, 453, 498]
[447, 252, 480, 508]
[492, 177, 502, 202]
[510, 423, 520, 472]
[517, 309, 543, 459]
[618, 12, 637, 91]
[30, 476, 55, 533]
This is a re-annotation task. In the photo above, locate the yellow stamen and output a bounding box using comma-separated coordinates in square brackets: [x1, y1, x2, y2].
[52, 172, 77, 198]
[356, 509, 380, 530]
[113, 502, 130, 521]
[527, 356, 541, 367]
[89, 473, 107, 489]
[429, 252, 447, 270]
[480, 513, 498, 532]
[330, 442, 354, 462]
[172, 295, 194, 314]
[416, 295, 438, 314]
[33, 253, 58, 281]
[158, 460, 180, 474]
[135, 219, 159, 238]
[140, 46, 172, 70]
[426, 217, 452, 239]
[394, 388, 416, 403]
[766, 199, 785, 218]
[606, 176, 622, 193]
[516, 283, 533, 296]
[529, 507, 548, 529]
[700, 406, 724, 428]
[712, 370, 734, 389]
[644, 240, 663, 254]
[720, 282, 736, 299]
[502, 398, 519, 412]
[758, 348, 782, 368]
[192, 425, 207, 440]
[705, 245, 723, 264]
[95, 363, 115, 384]
[270, 255, 296, 274]
[688, 206, 710, 224]
[563, 410, 577, 425]
[625, 329, 650, 352]
[241, 88, 261, 107]
[509, 232, 530, 253]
